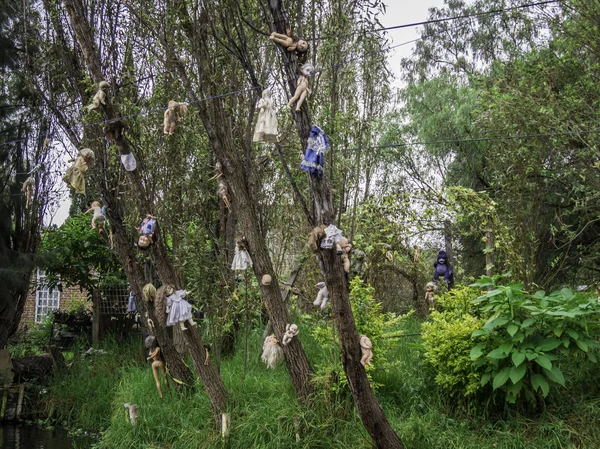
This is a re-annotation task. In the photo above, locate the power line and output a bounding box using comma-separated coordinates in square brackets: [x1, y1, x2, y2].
[309, 0, 561, 41]
[0, 1, 563, 148]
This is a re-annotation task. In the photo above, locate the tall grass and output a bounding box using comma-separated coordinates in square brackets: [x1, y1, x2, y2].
[39, 318, 600, 449]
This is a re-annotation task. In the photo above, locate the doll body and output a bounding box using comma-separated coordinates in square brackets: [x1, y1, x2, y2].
[261, 335, 284, 369]
[339, 237, 352, 273]
[433, 250, 454, 288]
[282, 323, 299, 346]
[231, 237, 253, 271]
[63, 148, 95, 194]
[253, 90, 278, 143]
[163, 100, 188, 135]
[145, 337, 169, 398]
[269, 30, 309, 56]
[217, 180, 230, 209]
[85, 201, 106, 231]
[288, 75, 310, 111]
[87, 81, 110, 111]
[424, 282, 437, 311]
[138, 215, 157, 248]
[360, 335, 373, 366]
[21, 177, 34, 209]
[313, 282, 329, 309]
[166, 289, 196, 330]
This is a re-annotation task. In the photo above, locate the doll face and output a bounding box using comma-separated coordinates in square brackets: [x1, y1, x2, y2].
[91, 201, 101, 208]
[296, 40, 308, 52]
[439, 258, 445, 264]
[138, 235, 152, 248]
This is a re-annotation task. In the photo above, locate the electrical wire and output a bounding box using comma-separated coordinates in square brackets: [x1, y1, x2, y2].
[0, 0, 563, 148]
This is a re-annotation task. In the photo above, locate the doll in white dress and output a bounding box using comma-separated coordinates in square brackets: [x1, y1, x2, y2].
[253, 90, 278, 143]
[165, 286, 196, 330]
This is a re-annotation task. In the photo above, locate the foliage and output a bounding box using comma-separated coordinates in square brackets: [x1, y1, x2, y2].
[39, 213, 123, 292]
[309, 277, 408, 393]
[469, 276, 600, 405]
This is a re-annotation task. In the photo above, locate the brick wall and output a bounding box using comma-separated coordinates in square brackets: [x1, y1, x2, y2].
[19, 275, 88, 331]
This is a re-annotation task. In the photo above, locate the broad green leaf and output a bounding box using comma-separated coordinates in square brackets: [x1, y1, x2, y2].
[483, 316, 509, 330]
[553, 327, 564, 337]
[566, 329, 580, 340]
[587, 352, 597, 363]
[535, 354, 552, 370]
[480, 372, 491, 386]
[499, 343, 514, 354]
[505, 381, 523, 404]
[576, 339, 589, 352]
[493, 367, 511, 390]
[531, 374, 549, 397]
[511, 352, 526, 367]
[470, 344, 486, 360]
[538, 338, 562, 351]
[472, 329, 489, 337]
[506, 324, 519, 337]
[543, 366, 565, 386]
[509, 363, 527, 384]
[487, 347, 510, 359]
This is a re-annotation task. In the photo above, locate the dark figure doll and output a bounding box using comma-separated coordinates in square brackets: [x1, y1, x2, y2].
[433, 250, 454, 289]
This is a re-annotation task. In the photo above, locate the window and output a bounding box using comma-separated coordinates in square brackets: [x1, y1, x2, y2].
[34, 270, 60, 323]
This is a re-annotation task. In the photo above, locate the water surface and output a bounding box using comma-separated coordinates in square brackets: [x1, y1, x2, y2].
[0, 423, 94, 449]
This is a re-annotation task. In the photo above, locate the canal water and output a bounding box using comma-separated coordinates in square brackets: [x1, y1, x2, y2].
[0, 424, 95, 448]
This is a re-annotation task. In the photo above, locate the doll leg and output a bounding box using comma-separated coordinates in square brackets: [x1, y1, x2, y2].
[188, 318, 197, 326]
[287, 89, 301, 108]
[179, 321, 188, 331]
[159, 363, 169, 391]
[342, 255, 350, 273]
[295, 90, 309, 111]
[152, 364, 163, 398]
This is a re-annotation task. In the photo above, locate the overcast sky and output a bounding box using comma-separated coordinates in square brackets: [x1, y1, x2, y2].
[49, 0, 449, 227]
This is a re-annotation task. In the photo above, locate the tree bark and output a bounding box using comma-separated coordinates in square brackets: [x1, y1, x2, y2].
[266, 1, 405, 447]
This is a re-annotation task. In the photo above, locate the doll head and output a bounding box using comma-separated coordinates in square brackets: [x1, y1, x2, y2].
[90, 201, 101, 209]
[288, 324, 298, 334]
[425, 282, 437, 293]
[262, 89, 272, 100]
[138, 234, 153, 249]
[143, 283, 156, 302]
[165, 285, 175, 296]
[261, 274, 272, 286]
[144, 335, 157, 350]
[78, 148, 95, 167]
[300, 63, 314, 77]
[296, 39, 309, 53]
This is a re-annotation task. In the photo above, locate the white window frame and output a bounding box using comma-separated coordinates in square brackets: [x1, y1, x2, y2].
[34, 269, 61, 323]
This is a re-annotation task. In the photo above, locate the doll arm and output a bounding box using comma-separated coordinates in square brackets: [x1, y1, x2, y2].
[84, 208, 93, 214]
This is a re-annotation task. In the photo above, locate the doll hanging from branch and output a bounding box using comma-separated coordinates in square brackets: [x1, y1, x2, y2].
[269, 29, 309, 60]
[163, 100, 188, 135]
[138, 214, 157, 249]
[217, 179, 230, 209]
[231, 236, 252, 271]
[288, 63, 314, 112]
[360, 335, 373, 366]
[313, 282, 329, 310]
[87, 81, 110, 111]
[253, 89, 278, 143]
[21, 176, 34, 209]
[261, 334, 284, 369]
[424, 282, 437, 311]
[282, 323, 299, 345]
[63, 148, 95, 195]
[85, 201, 106, 232]
[145, 336, 169, 398]
[165, 286, 197, 331]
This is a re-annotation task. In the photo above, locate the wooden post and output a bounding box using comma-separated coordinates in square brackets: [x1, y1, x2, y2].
[485, 229, 495, 277]
[92, 289, 100, 346]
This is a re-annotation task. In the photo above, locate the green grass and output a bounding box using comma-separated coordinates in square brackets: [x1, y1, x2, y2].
[36, 318, 600, 449]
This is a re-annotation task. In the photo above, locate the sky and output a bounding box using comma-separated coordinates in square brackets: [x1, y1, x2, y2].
[49, 0, 449, 227]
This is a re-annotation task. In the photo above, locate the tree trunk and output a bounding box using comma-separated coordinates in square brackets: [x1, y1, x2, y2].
[266, 1, 405, 447]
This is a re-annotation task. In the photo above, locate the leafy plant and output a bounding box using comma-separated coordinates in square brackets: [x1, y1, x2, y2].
[469, 276, 600, 405]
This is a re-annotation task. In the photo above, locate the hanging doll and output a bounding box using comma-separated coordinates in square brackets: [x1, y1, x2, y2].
[163, 100, 188, 135]
[350, 249, 366, 279]
[338, 237, 352, 273]
[63, 148, 95, 195]
[217, 179, 230, 209]
[424, 281, 437, 311]
[269, 29, 309, 59]
[300, 125, 329, 178]
[123, 403, 139, 425]
[145, 336, 169, 398]
[85, 201, 107, 233]
[433, 250, 454, 289]
[360, 335, 373, 366]
[87, 80, 110, 111]
[320, 224, 342, 250]
[261, 334, 284, 369]
[307, 225, 326, 252]
[282, 323, 299, 346]
[253, 89, 278, 143]
[313, 282, 329, 309]
[288, 63, 314, 112]
[21, 176, 34, 209]
[231, 236, 253, 271]
[165, 286, 197, 330]
[138, 214, 157, 249]
[127, 287, 136, 313]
